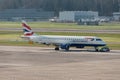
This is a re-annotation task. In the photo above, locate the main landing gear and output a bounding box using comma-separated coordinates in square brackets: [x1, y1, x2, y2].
[55, 47, 59, 51]
[55, 45, 70, 51]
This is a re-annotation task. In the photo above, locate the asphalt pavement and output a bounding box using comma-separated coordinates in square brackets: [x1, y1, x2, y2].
[0, 46, 120, 80]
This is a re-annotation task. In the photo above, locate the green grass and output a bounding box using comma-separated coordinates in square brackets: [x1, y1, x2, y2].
[0, 40, 46, 47]
[0, 21, 119, 49]
[0, 32, 119, 50]
[0, 21, 120, 30]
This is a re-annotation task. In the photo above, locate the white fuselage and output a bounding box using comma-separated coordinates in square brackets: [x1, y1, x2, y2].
[27, 35, 106, 47]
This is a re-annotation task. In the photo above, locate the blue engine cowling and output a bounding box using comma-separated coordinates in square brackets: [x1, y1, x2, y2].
[60, 44, 70, 50]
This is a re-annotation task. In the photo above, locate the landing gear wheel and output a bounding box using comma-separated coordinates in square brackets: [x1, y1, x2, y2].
[95, 47, 99, 52]
[95, 48, 99, 52]
[55, 47, 59, 51]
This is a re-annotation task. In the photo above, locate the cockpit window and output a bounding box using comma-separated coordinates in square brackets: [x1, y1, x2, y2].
[96, 39, 102, 41]
[91, 39, 94, 41]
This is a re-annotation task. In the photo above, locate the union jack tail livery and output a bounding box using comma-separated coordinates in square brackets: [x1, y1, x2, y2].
[22, 20, 34, 36]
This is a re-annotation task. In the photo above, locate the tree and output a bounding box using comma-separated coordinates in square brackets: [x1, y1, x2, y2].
[0, 0, 119, 16]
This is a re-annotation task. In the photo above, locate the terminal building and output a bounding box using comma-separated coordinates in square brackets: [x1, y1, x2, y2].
[0, 9, 54, 21]
[59, 11, 99, 22]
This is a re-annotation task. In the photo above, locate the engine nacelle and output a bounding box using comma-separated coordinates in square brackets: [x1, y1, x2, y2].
[60, 44, 70, 50]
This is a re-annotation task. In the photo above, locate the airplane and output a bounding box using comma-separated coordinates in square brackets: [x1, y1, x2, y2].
[21, 21, 110, 52]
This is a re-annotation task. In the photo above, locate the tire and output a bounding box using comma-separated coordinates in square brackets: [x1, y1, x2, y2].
[55, 47, 59, 51]
[95, 48, 99, 52]
[95, 47, 99, 52]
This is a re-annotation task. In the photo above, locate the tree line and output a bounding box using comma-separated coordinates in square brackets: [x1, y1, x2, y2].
[0, 0, 120, 16]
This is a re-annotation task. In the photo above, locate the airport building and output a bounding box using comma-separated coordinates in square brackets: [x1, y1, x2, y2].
[59, 11, 98, 22]
[113, 12, 120, 21]
[0, 9, 54, 21]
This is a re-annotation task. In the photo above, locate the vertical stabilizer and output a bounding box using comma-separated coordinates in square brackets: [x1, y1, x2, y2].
[22, 20, 34, 36]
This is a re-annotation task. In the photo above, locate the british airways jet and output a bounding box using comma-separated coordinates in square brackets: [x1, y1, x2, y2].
[21, 21, 110, 52]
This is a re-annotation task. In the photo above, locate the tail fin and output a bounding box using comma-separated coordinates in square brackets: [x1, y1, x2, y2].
[22, 20, 34, 36]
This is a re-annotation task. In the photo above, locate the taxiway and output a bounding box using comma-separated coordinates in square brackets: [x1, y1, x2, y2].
[0, 46, 120, 80]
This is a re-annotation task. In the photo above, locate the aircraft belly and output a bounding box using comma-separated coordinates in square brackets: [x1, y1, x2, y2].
[70, 43, 105, 47]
